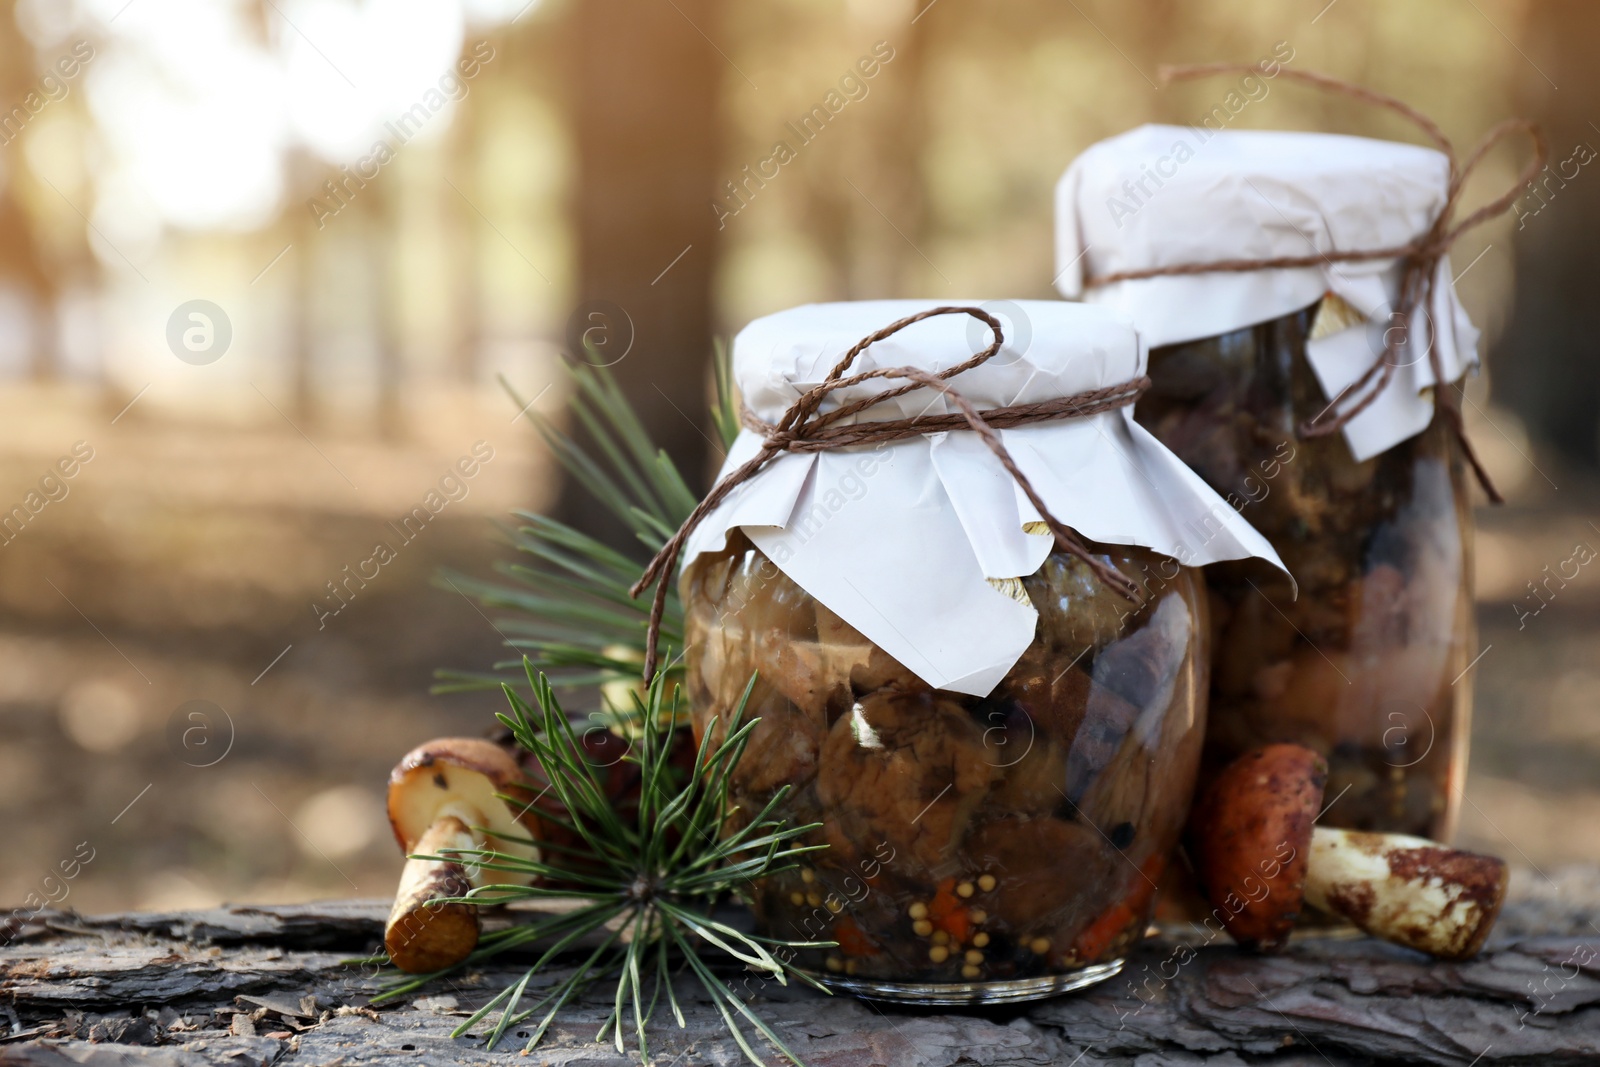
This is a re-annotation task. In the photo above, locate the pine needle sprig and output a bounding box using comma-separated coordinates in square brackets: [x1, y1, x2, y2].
[375, 659, 831, 1063]
[434, 355, 741, 698]
[708, 338, 741, 449]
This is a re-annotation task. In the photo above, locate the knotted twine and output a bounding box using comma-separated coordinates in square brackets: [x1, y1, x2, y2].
[628, 305, 1151, 683]
[1085, 65, 1548, 506]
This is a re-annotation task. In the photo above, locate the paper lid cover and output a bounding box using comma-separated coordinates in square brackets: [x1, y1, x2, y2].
[1055, 125, 1479, 461]
[683, 299, 1286, 697]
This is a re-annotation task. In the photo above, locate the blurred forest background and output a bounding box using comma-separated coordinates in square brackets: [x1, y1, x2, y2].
[1, 0, 1598, 913]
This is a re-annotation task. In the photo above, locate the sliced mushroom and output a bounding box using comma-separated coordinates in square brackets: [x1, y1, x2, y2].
[385, 738, 537, 973]
[1188, 743, 1507, 959]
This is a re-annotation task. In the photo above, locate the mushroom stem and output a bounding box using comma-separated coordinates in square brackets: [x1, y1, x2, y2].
[385, 814, 482, 973]
[1304, 826, 1508, 961]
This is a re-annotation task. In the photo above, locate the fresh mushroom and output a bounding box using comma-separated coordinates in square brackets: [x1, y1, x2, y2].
[385, 738, 537, 973]
[1185, 743, 1322, 951]
[1187, 743, 1507, 960]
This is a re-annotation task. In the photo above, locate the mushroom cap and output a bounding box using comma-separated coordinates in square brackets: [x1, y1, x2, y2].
[387, 737, 537, 881]
[1187, 743, 1326, 952]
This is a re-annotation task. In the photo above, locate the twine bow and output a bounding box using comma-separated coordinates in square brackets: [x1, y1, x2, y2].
[629, 305, 1151, 683]
[1085, 65, 1548, 506]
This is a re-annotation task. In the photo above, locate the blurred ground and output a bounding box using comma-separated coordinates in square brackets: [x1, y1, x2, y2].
[1, 380, 1597, 915]
[0, 380, 552, 914]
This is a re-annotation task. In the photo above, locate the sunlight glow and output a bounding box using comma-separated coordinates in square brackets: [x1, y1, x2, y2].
[75, 0, 480, 232]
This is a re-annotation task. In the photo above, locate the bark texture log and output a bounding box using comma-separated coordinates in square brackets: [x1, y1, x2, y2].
[2, 876, 1598, 1066]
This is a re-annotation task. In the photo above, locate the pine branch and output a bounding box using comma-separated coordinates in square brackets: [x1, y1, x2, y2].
[434, 352, 734, 700]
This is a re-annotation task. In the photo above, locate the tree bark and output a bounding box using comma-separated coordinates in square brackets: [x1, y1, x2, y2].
[447, 96, 483, 387]
[3, 881, 1598, 1066]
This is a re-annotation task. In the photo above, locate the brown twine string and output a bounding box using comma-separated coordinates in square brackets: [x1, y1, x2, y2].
[1084, 64, 1548, 506]
[628, 305, 1151, 684]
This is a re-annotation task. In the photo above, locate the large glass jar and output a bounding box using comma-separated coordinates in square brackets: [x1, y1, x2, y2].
[682, 530, 1209, 1004]
[1134, 301, 1473, 842]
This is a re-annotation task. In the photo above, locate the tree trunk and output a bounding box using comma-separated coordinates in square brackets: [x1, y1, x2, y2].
[448, 90, 483, 387]
[1491, 1, 1600, 469]
[0, 1, 61, 382]
[288, 151, 319, 423]
[554, 0, 723, 547]
[369, 179, 405, 442]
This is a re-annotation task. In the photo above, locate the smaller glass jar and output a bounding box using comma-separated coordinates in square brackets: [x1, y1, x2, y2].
[1135, 302, 1474, 842]
[683, 530, 1209, 1004]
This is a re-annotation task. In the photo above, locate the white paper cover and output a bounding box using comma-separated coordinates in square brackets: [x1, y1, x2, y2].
[1054, 124, 1478, 461]
[682, 299, 1286, 697]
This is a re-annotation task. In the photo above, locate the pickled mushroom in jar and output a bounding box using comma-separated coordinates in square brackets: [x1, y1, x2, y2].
[682, 538, 831, 795]
[964, 815, 1114, 933]
[979, 658, 1092, 816]
[726, 548, 851, 726]
[814, 601, 882, 699]
[849, 643, 929, 695]
[1064, 594, 1190, 799]
[816, 691, 999, 871]
[1078, 591, 1207, 859]
[1027, 550, 1137, 662]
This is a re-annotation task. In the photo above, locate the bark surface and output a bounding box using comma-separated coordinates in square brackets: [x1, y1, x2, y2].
[2, 877, 1597, 1066]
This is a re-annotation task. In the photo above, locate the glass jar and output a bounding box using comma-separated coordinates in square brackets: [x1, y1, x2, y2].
[1134, 301, 1473, 842]
[682, 529, 1209, 1004]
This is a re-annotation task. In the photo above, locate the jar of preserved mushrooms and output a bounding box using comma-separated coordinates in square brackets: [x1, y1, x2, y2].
[1137, 311, 1473, 841]
[1057, 126, 1484, 847]
[675, 300, 1285, 1002]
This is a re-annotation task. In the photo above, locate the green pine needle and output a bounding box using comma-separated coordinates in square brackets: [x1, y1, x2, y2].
[434, 354, 737, 698]
[709, 338, 742, 450]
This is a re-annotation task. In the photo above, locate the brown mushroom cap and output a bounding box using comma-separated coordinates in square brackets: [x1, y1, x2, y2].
[1187, 743, 1326, 952]
[387, 737, 537, 870]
